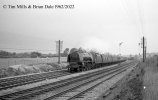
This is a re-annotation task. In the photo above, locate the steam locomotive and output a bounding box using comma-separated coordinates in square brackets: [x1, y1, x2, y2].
[67, 51, 126, 72]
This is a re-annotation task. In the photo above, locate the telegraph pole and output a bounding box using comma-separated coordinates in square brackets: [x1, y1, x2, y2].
[145, 46, 146, 59]
[58, 40, 61, 64]
[142, 37, 145, 62]
[56, 40, 63, 64]
[138, 43, 141, 56]
[119, 42, 123, 56]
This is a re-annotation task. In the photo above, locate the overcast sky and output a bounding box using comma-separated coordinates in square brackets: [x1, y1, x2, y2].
[0, 0, 158, 55]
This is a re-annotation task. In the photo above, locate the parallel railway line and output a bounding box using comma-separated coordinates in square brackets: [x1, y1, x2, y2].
[0, 69, 71, 90]
[0, 61, 137, 100]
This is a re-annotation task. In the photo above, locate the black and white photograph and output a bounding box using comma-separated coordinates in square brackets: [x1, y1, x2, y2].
[0, 0, 158, 100]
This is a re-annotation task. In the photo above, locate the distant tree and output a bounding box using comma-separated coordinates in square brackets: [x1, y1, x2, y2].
[30, 52, 42, 58]
[89, 49, 99, 54]
[70, 48, 78, 54]
[47, 53, 54, 57]
[0, 50, 9, 58]
[78, 47, 87, 53]
[10, 52, 16, 57]
[21, 52, 30, 58]
[62, 48, 69, 56]
[15, 52, 30, 58]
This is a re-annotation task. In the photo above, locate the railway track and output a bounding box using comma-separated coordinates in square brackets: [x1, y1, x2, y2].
[0, 61, 137, 100]
[44, 62, 137, 100]
[0, 61, 128, 91]
[0, 69, 71, 90]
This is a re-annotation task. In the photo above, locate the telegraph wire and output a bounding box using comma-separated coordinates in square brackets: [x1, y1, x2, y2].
[136, 0, 144, 36]
[121, 0, 144, 37]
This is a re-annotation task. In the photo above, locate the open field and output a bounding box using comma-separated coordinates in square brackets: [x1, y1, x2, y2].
[143, 56, 158, 100]
[0, 57, 67, 68]
[98, 56, 158, 100]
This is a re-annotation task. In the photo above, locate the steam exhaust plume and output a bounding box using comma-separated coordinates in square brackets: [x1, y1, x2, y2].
[79, 37, 109, 54]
